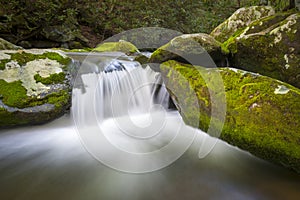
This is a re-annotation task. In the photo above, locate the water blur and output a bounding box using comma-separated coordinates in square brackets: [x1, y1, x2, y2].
[0, 53, 299, 200]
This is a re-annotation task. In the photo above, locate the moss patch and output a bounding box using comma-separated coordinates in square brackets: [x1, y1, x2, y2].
[34, 72, 66, 85]
[94, 40, 138, 53]
[0, 80, 28, 108]
[161, 60, 300, 173]
[5, 51, 71, 67]
[222, 11, 300, 88]
[0, 59, 10, 70]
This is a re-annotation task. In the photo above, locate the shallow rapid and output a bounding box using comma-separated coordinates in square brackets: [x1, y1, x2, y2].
[0, 53, 299, 200]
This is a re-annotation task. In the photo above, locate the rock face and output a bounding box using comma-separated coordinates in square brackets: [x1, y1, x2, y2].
[210, 6, 275, 43]
[149, 33, 226, 67]
[105, 27, 183, 51]
[160, 60, 300, 173]
[223, 11, 300, 89]
[94, 40, 138, 53]
[0, 38, 23, 50]
[0, 50, 72, 128]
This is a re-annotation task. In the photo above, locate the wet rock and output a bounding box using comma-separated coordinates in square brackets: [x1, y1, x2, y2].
[149, 33, 226, 67]
[0, 49, 72, 128]
[160, 60, 300, 173]
[223, 11, 300, 88]
[210, 6, 275, 43]
[94, 40, 138, 53]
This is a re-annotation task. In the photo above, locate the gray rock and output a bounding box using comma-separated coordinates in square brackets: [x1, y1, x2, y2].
[223, 11, 300, 89]
[0, 38, 23, 50]
[0, 49, 72, 127]
[210, 6, 275, 43]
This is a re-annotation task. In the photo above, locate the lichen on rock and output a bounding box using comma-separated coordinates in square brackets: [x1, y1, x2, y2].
[210, 6, 275, 43]
[160, 60, 300, 173]
[0, 49, 71, 128]
[149, 33, 226, 68]
[223, 11, 300, 89]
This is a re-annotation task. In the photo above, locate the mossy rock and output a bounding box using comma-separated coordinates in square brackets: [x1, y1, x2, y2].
[94, 40, 138, 54]
[0, 49, 72, 128]
[160, 60, 300, 173]
[210, 6, 275, 43]
[149, 33, 227, 68]
[224, 11, 300, 89]
[104, 27, 182, 52]
[0, 38, 23, 50]
[134, 54, 149, 65]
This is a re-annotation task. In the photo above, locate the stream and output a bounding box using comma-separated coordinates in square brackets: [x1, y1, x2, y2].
[0, 52, 299, 200]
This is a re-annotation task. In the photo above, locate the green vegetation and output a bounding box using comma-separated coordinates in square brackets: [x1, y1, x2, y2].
[94, 41, 138, 53]
[34, 72, 66, 85]
[222, 11, 300, 88]
[161, 60, 300, 172]
[0, 80, 28, 108]
[0, 79, 70, 109]
[0, 59, 10, 70]
[10, 52, 71, 66]
[0, 0, 277, 48]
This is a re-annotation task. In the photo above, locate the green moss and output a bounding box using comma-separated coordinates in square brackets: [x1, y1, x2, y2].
[0, 89, 71, 127]
[161, 60, 300, 172]
[42, 52, 71, 66]
[222, 11, 300, 88]
[47, 90, 70, 108]
[0, 59, 10, 70]
[221, 28, 245, 54]
[0, 80, 29, 108]
[0, 78, 70, 109]
[34, 72, 66, 85]
[7, 51, 71, 67]
[94, 41, 138, 53]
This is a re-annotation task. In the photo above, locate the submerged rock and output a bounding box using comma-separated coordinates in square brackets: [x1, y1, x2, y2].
[0, 38, 23, 50]
[0, 49, 72, 128]
[223, 11, 300, 89]
[94, 40, 138, 54]
[160, 60, 300, 173]
[149, 33, 226, 67]
[210, 6, 275, 43]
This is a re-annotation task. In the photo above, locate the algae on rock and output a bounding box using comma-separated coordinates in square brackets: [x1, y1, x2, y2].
[160, 60, 300, 173]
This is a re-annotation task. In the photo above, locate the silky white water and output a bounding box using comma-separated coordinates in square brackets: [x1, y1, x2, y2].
[0, 54, 299, 200]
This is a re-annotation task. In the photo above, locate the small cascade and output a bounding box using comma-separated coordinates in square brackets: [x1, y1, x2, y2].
[72, 57, 172, 127]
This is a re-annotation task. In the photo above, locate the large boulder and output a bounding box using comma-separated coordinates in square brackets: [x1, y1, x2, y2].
[223, 11, 300, 89]
[160, 60, 300, 173]
[0, 38, 23, 50]
[210, 6, 275, 43]
[0, 50, 72, 128]
[149, 33, 226, 67]
[104, 27, 183, 52]
[94, 40, 138, 54]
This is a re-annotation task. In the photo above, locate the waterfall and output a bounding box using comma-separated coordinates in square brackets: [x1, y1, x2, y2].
[73, 58, 171, 126]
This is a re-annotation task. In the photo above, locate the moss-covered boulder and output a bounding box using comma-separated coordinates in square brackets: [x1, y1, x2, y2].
[223, 11, 300, 89]
[0, 38, 23, 50]
[210, 6, 275, 43]
[94, 40, 138, 54]
[0, 49, 72, 128]
[149, 33, 226, 67]
[160, 60, 300, 173]
[105, 27, 182, 52]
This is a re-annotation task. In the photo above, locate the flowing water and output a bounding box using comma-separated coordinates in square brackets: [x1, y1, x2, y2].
[0, 53, 299, 200]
